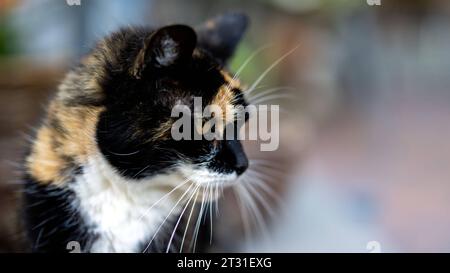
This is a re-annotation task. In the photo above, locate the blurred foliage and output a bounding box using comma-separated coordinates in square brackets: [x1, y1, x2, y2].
[0, 18, 17, 57]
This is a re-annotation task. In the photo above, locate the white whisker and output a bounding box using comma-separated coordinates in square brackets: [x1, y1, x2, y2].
[244, 179, 276, 218]
[138, 177, 192, 222]
[246, 169, 283, 204]
[232, 184, 251, 242]
[246, 86, 295, 102]
[215, 183, 220, 217]
[250, 160, 287, 173]
[191, 184, 208, 252]
[245, 45, 300, 96]
[238, 182, 270, 239]
[250, 94, 297, 105]
[227, 44, 272, 91]
[179, 187, 200, 253]
[209, 183, 214, 245]
[142, 182, 195, 253]
[165, 183, 200, 253]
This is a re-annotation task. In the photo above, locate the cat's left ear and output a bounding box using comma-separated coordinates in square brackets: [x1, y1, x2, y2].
[132, 25, 197, 79]
[196, 12, 249, 65]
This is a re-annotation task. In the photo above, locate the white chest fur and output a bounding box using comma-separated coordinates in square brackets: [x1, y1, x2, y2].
[71, 155, 186, 253]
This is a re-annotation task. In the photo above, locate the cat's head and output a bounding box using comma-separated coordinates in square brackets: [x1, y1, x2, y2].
[72, 13, 250, 185]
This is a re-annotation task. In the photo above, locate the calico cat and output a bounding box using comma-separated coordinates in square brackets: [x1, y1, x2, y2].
[22, 12, 249, 253]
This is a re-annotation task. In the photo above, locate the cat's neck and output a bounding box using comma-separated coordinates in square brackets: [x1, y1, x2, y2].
[71, 154, 187, 252]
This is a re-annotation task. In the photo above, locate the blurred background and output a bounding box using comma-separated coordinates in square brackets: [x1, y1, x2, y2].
[1, 0, 450, 252]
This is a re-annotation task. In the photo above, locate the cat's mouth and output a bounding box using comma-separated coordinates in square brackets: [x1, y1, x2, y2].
[194, 172, 238, 186]
[180, 167, 238, 187]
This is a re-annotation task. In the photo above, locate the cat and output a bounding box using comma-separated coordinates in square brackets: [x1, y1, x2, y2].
[22, 12, 249, 253]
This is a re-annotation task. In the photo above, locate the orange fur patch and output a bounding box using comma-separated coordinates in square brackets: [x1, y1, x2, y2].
[147, 119, 173, 143]
[211, 70, 242, 125]
[221, 70, 241, 90]
[26, 103, 104, 186]
[27, 126, 67, 185]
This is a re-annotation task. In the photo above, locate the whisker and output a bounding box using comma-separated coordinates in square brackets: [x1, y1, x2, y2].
[230, 85, 267, 105]
[138, 177, 192, 222]
[209, 183, 213, 245]
[179, 187, 200, 253]
[132, 164, 152, 179]
[202, 183, 211, 224]
[245, 86, 295, 102]
[245, 44, 300, 97]
[250, 94, 297, 105]
[246, 169, 283, 198]
[215, 183, 220, 217]
[191, 184, 208, 252]
[142, 182, 195, 253]
[165, 183, 200, 253]
[227, 44, 272, 91]
[250, 165, 287, 178]
[250, 160, 287, 173]
[237, 182, 270, 239]
[106, 150, 140, 156]
[244, 179, 276, 218]
[232, 183, 252, 241]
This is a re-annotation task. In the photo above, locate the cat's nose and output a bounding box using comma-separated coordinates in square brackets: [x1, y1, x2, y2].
[234, 156, 248, 175]
[225, 140, 248, 175]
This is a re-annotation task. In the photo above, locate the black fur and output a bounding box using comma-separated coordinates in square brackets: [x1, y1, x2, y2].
[22, 175, 93, 253]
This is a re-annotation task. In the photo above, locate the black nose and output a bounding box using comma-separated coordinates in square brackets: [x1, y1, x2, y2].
[234, 159, 248, 175]
[225, 140, 248, 175]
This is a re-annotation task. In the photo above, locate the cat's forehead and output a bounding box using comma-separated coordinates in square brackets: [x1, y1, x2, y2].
[171, 68, 242, 108]
[155, 56, 243, 105]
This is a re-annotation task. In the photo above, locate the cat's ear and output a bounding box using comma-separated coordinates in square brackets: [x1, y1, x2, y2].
[196, 12, 249, 65]
[132, 25, 197, 79]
